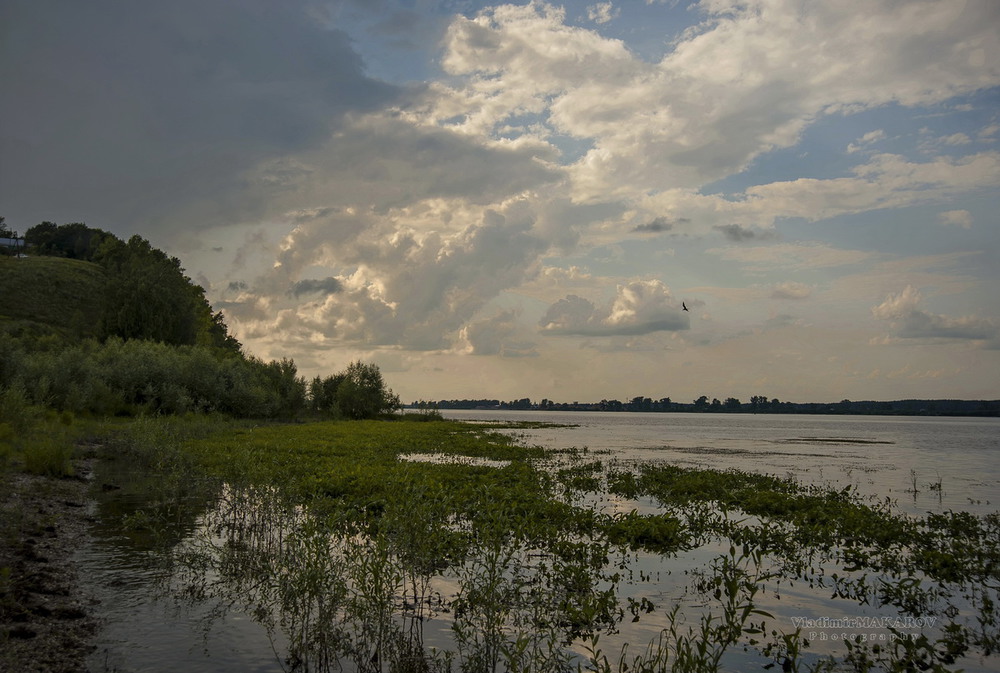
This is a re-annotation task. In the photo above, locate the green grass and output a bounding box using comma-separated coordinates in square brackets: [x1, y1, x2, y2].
[179, 419, 595, 538]
[0, 256, 107, 340]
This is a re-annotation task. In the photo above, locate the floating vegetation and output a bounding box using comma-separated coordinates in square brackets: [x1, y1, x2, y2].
[779, 436, 895, 445]
[399, 453, 512, 469]
[455, 419, 581, 430]
[667, 445, 835, 458]
[100, 416, 999, 672]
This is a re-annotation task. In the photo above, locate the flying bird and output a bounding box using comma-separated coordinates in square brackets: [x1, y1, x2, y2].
[682, 302, 689, 311]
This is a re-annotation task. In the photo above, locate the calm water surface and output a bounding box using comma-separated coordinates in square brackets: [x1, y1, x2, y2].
[443, 410, 1000, 515]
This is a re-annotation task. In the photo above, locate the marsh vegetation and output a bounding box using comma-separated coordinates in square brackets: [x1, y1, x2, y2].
[81, 415, 1000, 673]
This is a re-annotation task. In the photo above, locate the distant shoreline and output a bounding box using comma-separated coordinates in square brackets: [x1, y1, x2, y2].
[411, 398, 1000, 417]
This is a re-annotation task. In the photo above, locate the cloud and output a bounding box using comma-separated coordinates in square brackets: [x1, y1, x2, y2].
[632, 216, 690, 234]
[539, 279, 688, 336]
[715, 224, 779, 243]
[736, 152, 1000, 224]
[847, 130, 887, 154]
[432, 0, 1000, 211]
[460, 310, 538, 357]
[872, 285, 997, 341]
[229, 200, 551, 351]
[771, 282, 813, 300]
[587, 3, 620, 24]
[289, 277, 343, 298]
[979, 124, 1000, 140]
[938, 210, 973, 228]
[0, 0, 397, 232]
[940, 133, 973, 146]
[709, 243, 874, 273]
[633, 148, 1000, 240]
[267, 112, 562, 213]
[763, 313, 806, 329]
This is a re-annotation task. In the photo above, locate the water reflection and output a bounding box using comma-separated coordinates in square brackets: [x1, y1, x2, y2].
[80, 460, 283, 672]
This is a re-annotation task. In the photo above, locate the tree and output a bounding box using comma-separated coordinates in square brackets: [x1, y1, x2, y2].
[252, 356, 306, 418]
[94, 234, 240, 353]
[25, 221, 58, 251]
[334, 361, 400, 420]
[24, 221, 111, 260]
[309, 373, 346, 414]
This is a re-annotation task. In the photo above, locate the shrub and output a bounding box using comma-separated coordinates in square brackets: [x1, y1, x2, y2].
[334, 361, 401, 420]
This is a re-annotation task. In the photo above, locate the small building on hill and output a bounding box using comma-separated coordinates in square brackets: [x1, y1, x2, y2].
[0, 237, 26, 255]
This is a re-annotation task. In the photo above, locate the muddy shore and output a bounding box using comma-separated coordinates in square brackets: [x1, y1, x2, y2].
[1, 456, 99, 673]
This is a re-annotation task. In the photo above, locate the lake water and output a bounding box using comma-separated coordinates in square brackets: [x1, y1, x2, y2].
[80, 412, 1000, 672]
[442, 410, 1000, 516]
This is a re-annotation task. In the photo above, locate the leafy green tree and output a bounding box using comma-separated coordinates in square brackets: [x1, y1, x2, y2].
[24, 221, 111, 260]
[249, 356, 306, 418]
[94, 234, 240, 354]
[309, 373, 345, 414]
[334, 361, 400, 420]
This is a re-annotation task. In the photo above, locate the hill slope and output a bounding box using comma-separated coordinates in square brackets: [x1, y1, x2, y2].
[0, 256, 107, 340]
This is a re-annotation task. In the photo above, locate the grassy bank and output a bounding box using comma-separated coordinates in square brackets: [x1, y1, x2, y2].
[0, 256, 107, 342]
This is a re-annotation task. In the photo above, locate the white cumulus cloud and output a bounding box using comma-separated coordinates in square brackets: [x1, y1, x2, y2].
[938, 210, 974, 229]
[872, 285, 997, 342]
[539, 279, 689, 336]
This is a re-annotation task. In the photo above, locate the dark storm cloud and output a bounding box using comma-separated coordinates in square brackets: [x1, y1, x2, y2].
[896, 310, 996, 341]
[289, 277, 343, 298]
[632, 216, 689, 234]
[715, 224, 779, 242]
[0, 0, 397, 232]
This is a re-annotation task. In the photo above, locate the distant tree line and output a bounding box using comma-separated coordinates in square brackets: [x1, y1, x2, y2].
[1, 221, 400, 420]
[416, 396, 1000, 417]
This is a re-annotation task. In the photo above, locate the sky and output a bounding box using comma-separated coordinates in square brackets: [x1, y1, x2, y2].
[2, 0, 999, 404]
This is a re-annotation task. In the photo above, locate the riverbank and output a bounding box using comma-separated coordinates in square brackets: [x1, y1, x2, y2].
[0, 453, 99, 673]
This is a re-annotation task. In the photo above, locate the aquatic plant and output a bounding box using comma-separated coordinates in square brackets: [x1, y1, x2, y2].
[92, 416, 1000, 672]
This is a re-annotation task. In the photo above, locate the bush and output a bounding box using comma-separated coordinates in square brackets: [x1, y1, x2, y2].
[0, 335, 310, 419]
[333, 361, 401, 420]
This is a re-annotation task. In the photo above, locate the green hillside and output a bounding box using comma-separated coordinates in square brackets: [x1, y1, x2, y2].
[0, 256, 108, 340]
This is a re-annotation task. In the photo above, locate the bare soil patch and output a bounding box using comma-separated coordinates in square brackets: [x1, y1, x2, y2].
[1, 458, 98, 673]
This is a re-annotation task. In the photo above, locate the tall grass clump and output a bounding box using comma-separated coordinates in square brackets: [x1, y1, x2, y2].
[0, 385, 81, 477]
